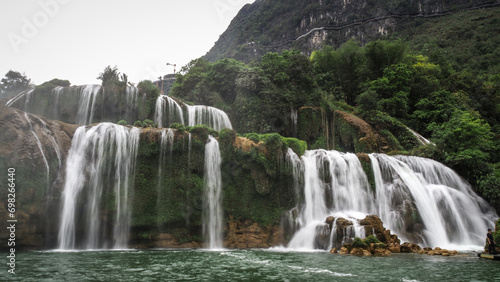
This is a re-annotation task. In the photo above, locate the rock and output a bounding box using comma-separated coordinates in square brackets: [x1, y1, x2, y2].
[427, 251, 435, 255]
[373, 248, 391, 256]
[388, 243, 401, 253]
[350, 247, 372, 256]
[400, 242, 422, 253]
[329, 248, 338, 254]
[339, 247, 349, 255]
[417, 249, 427, 255]
[225, 216, 281, 248]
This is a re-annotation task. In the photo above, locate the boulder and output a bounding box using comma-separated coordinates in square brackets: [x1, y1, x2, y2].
[329, 248, 338, 254]
[339, 247, 349, 255]
[400, 242, 422, 253]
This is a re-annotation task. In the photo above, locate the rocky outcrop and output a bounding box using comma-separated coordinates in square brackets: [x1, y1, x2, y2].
[0, 104, 78, 250]
[327, 215, 461, 256]
[204, 0, 497, 63]
[225, 216, 282, 248]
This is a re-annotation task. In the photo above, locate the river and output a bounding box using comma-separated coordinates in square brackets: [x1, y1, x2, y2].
[3, 248, 496, 281]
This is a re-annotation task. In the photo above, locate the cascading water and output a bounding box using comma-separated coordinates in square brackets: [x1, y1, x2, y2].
[287, 150, 371, 250]
[370, 154, 497, 248]
[203, 135, 223, 249]
[5, 89, 33, 107]
[187, 105, 232, 131]
[154, 95, 185, 128]
[76, 84, 101, 125]
[285, 150, 498, 250]
[125, 85, 139, 122]
[58, 123, 140, 249]
[24, 113, 51, 192]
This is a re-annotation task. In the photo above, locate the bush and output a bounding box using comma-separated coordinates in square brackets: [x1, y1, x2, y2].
[169, 123, 185, 131]
[283, 137, 307, 156]
[244, 133, 261, 143]
[352, 237, 367, 248]
[219, 128, 236, 144]
[143, 119, 154, 127]
[262, 133, 284, 153]
[364, 235, 381, 244]
[117, 120, 127, 126]
[134, 120, 143, 127]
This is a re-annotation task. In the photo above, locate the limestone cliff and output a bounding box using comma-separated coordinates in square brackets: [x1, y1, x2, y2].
[0, 104, 78, 249]
[204, 0, 499, 63]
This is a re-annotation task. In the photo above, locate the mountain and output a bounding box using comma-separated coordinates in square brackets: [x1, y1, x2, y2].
[204, 0, 500, 72]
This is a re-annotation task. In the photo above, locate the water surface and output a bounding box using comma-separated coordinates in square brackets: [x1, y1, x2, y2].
[3, 249, 497, 281]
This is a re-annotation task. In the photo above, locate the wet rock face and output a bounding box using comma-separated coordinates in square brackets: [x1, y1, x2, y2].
[224, 216, 282, 248]
[0, 104, 78, 250]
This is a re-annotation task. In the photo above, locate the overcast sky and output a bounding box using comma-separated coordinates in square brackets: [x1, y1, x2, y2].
[0, 0, 254, 86]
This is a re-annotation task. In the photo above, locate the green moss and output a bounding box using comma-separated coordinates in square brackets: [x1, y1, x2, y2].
[352, 237, 367, 248]
[283, 137, 307, 157]
[364, 234, 381, 244]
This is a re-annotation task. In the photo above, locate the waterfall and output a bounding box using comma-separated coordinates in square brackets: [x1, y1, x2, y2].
[76, 85, 101, 125]
[154, 95, 185, 128]
[58, 123, 140, 249]
[285, 150, 498, 250]
[125, 86, 139, 122]
[187, 105, 232, 131]
[5, 89, 33, 107]
[203, 135, 223, 249]
[370, 154, 497, 248]
[24, 113, 50, 192]
[287, 150, 373, 250]
[291, 108, 298, 137]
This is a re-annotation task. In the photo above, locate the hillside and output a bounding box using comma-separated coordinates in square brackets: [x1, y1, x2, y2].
[204, 0, 500, 73]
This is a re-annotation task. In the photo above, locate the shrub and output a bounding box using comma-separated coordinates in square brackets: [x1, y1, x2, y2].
[283, 137, 307, 156]
[117, 120, 127, 126]
[134, 120, 143, 127]
[143, 119, 154, 127]
[352, 237, 367, 248]
[364, 235, 381, 244]
[244, 133, 261, 143]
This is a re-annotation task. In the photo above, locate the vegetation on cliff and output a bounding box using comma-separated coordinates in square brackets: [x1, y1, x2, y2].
[170, 38, 500, 211]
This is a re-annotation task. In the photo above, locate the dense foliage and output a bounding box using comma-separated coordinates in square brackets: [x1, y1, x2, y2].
[0, 70, 32, 99]
[171, 38, 500, 211]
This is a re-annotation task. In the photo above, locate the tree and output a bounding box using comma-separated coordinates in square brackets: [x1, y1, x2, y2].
[97, 65, 127, 92]
[311, 40, 365, 105]
[412, 90, 464, 135]
[0, 70, 32, 94]
[430, 110, 494, 165]
[370, 63, 413, 119]
[365, 40, 408, 80]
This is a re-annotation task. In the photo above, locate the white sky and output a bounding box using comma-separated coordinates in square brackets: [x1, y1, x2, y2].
[0, 0, 254, 86]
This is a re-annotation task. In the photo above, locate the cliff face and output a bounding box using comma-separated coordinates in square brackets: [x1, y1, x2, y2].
[0, 104, 78, 249]
[204, 0, 499, 62]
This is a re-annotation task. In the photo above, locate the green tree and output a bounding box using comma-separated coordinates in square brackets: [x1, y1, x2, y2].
[430, 110, 494, 165]
[311, 40, 365, 105]
[97, 65, 127, 93]
[370, 63, 413, 119]
[412, 90, 465, 136]
[365, 39, 409, 80]
[0, 70, 32, 94]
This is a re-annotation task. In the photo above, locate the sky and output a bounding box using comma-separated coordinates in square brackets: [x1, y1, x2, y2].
[0, 0, 255, 86]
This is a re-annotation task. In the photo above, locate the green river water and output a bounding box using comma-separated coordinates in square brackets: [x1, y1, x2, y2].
[2, 248, 497, 281]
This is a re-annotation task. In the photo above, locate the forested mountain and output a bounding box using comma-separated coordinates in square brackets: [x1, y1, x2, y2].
[204, 0, 500, 74]
[170, 0, 500, 211]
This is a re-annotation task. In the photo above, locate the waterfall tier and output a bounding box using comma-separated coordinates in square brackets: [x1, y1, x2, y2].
[203, 135, 224, 249]
[154, 95, 232, 131]
[58, 123, 140, 249]
[286, 149, 498, 250]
